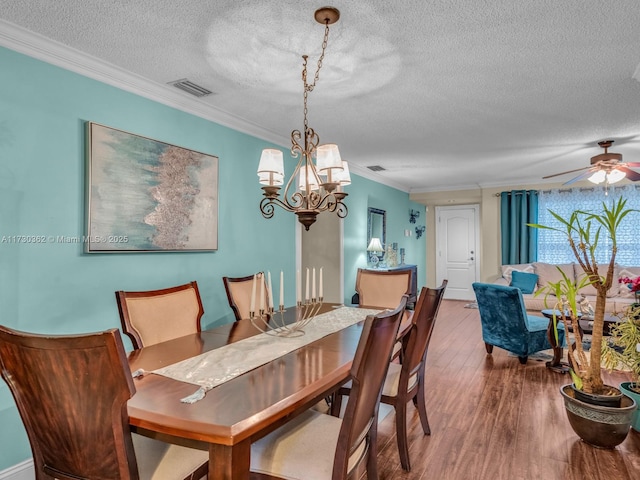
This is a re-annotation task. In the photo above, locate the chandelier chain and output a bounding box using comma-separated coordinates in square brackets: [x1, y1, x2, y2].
[302, 21, 331, 132]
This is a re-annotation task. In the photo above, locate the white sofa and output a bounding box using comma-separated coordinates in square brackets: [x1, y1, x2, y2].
[493, 262, 640, 314]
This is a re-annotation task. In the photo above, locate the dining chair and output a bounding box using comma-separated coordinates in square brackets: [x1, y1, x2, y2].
[355, 267, 413, 309]
[0, 325, 209, 480]
[250, 297, 408, 480]
[115, 281, 204, 349]
[222, 273, 269, 321]
[332, 281, 447, 471]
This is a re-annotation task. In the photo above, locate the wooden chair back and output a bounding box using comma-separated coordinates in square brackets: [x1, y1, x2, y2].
[0, 326, 139, 479]
[333, 296, 407, 478]
[402, 281, 448, 379]
[222, 273, 269, 321]
[355, 268, 412, 309]
[115, 281, 203, 349]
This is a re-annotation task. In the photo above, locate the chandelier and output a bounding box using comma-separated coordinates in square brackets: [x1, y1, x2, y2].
[257, 6, 350, 231]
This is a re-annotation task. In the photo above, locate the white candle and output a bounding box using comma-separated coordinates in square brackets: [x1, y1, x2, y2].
[305, 268, 310, 301]
[267, 271, 274, 309]
[312, 267, 316, 299]
[280, 271, 284, 307]
[296, 270, 301, 304]
[319, 267, 323, 299]
[260, 272, 265, 311]
[250, 274, 257, 313]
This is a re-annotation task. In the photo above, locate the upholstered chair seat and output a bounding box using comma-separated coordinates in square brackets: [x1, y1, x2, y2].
[251, 409, 366, 479]
[132, 435, 208, 480]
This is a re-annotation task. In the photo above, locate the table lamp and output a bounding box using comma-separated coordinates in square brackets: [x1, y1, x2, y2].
[367, 237, 384, 267]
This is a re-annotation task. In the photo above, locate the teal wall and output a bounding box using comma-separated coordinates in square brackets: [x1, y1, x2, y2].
[0, 46, 425, 471]
[342, 174, 427, 304]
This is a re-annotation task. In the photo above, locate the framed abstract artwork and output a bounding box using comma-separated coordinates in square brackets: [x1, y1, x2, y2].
[85, 122, 218, 252]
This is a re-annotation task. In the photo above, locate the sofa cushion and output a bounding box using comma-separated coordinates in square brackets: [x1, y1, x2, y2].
[618, 266, 640, 298]
[501, 263, 534, 284]
[510, 271, 539, 294]
[533, 262, 574, 291]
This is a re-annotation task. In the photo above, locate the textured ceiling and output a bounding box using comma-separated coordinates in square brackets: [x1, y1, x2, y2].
[2, 0, 640, 192]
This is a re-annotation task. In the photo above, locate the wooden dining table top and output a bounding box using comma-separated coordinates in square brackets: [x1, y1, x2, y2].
[126, 303, 412, 480]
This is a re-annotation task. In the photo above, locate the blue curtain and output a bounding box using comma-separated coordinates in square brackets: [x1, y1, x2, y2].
[500, 190, 538, 264]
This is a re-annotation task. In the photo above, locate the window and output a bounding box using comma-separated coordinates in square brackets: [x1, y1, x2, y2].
[537, 185, 640, 265]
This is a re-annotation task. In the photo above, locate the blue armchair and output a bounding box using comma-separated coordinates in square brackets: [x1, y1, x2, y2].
[472, 282, 565, 364]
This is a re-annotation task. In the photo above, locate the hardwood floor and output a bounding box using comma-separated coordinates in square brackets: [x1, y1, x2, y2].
[370, 299, 640, 480]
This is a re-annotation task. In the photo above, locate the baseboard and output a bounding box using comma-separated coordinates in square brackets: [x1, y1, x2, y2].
[0, 460, 34, 480]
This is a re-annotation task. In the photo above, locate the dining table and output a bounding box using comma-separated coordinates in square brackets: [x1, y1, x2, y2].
[127, 303, 413, 480]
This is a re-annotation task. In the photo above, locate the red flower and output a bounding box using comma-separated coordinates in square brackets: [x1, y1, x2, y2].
[619, 276, 640, 292]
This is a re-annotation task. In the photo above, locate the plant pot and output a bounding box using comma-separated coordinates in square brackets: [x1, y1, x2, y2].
[571, 383, 623, 408]
[560, 384, 636, 448]
[620, 382, 640, 432]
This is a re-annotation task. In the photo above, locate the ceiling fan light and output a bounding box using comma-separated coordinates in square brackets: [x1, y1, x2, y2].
[588, 170, 606, 184]
[607, 169, 626, 184]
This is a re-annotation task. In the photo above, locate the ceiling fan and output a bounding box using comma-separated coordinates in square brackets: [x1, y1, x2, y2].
[543, 140, 640, 185]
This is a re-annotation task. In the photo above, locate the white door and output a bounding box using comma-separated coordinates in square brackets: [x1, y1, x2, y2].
[435, 205, 479, 301]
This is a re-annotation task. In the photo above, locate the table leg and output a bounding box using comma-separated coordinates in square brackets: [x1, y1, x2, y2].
[545, 316, 569, 374]
[209, 439, 251, 480]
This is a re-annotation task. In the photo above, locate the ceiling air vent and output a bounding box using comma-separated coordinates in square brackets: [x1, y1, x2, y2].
[367, 165, 386, 172]
[168, 78, 214, 98]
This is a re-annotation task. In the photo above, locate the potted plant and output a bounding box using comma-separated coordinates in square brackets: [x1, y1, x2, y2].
[529, 197, 638, 448]
[602, 302, 640, 431]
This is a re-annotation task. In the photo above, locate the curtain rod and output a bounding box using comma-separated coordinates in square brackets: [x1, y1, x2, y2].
[495, 184, 640, 196]
[493, 190, 537, 197]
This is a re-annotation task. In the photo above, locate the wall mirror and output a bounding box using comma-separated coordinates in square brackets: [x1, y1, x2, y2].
[367, 207, 386, 256]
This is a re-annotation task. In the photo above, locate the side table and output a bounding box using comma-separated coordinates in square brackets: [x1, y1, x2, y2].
[540, 309, 574, 374]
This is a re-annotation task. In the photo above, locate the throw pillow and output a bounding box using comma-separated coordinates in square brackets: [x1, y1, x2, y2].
[510, 271, 539, 294]
[501, 263, 534, 284]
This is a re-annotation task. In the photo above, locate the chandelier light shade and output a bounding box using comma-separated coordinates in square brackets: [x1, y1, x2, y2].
[257, 6, 349, 230]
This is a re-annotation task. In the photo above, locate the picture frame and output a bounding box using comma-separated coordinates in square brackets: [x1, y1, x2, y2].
[85, 122, 218, 252]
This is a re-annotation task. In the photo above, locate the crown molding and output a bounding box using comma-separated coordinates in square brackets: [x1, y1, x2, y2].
[0, 19, 289, 147]
[0, 18, 409, 193]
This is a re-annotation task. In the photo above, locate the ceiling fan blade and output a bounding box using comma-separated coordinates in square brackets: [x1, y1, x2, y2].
[542, 165, 590, 179]
[618, 166, 640, 181]
[624, 162, 640, 167]
[563, 169, 596, 185]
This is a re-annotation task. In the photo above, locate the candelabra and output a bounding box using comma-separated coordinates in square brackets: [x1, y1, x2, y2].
[250, 298, 323, 337]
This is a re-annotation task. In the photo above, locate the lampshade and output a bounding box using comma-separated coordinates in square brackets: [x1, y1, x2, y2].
[299, 165, 320, 191]
[587, 170, 606, 184]
[367, 237, 384, 252]
[258, 149, 284, 186]
[333, 160, 351, 186]
[316, 144, 342, 173]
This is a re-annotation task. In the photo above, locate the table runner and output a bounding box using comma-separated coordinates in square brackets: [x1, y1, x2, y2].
[145, 306, 380, 403]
